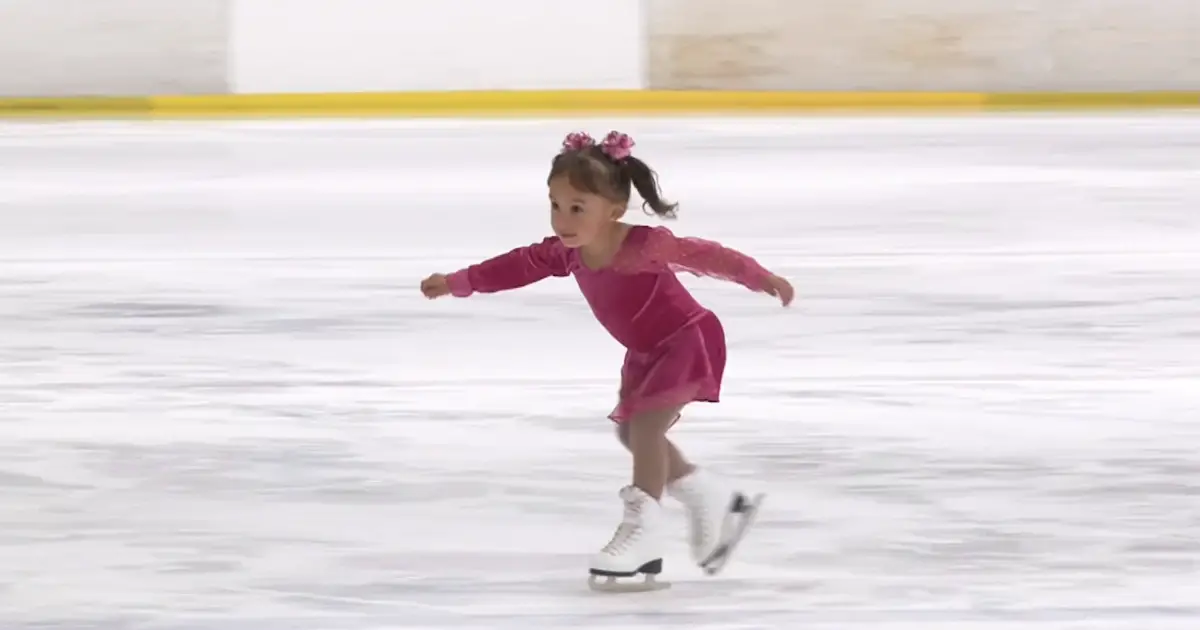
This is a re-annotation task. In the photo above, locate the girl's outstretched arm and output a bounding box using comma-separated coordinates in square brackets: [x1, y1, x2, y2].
[444, 237, 572, 297]
[640, 226, 793, 304]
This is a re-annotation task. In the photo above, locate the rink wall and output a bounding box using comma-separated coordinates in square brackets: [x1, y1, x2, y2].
[0, 0, 1196, 116]
[646, 0, 1200, 93]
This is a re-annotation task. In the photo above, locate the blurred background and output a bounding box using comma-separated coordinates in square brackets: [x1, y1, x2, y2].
[0, 0, 1197, 108]
[0, 2, 1198, 630]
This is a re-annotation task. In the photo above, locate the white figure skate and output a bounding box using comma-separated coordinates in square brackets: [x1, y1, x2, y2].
[667, 468, 764, 575]
[587, 485, 672, 593]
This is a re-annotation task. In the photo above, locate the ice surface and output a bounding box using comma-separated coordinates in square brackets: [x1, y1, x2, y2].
[1, 114, 1199, 629]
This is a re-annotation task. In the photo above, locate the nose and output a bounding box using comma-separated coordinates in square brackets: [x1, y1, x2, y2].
[552, 214, 574, 233]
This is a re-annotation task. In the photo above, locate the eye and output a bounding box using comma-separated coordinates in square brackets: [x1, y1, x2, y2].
[570, 204, 585, 214]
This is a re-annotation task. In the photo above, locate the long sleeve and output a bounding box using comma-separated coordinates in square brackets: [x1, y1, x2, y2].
[446, 237, 572, 297]
[636, 226, 775, 294]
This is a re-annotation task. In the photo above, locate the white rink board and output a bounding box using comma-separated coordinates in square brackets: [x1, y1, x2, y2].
[229, 0, 645, 93]
[0, 0, 229, 97]
[647, 0, 1200, 91]
[0, 115, 1199, 628]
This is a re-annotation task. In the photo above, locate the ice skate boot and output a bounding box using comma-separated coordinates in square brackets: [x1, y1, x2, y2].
[587, 485, 671, 592]
[667, 468, 765, 575]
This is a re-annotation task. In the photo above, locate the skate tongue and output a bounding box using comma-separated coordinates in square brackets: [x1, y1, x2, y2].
[618, 486, 644, 523]
[618, 485, 658, 524]
[619, 485, 654, 504]
[619, 485, 646, 499]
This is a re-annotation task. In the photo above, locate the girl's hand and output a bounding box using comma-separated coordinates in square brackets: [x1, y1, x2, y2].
[420, 273, 452, 299]
[765, 274, 795, 306]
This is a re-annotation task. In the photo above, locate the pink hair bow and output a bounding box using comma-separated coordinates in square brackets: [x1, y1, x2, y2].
[600, 131, 635, 160]
[561, 131, 595, 152]
[559, 130, 636, 161]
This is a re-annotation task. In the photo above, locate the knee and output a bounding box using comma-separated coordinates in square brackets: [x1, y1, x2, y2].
[615, 423, 632, 448]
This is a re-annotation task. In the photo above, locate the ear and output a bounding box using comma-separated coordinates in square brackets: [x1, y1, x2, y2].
[610, 201, 628, 220]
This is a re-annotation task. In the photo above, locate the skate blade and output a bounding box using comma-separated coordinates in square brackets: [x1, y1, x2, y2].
[588, 574, 672, 593]
[701, 492, 765, 576]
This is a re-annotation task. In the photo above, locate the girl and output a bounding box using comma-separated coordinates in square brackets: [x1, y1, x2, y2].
[420, 131, 793, 585]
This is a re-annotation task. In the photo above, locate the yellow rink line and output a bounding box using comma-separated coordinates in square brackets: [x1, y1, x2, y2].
[0, 90, 1195, 117]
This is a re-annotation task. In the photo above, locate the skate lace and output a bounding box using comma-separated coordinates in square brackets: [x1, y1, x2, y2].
[600, 498, 643, 555]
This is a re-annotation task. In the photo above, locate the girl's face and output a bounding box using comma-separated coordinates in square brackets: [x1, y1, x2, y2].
[547, 175, 625, 249]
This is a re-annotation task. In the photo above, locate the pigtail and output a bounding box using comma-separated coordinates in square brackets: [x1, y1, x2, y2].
[620, 157, 678, 219]
[549, 130, 679, 219]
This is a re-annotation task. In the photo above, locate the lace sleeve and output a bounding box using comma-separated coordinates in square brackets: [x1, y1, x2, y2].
[633, 226, 775, 293]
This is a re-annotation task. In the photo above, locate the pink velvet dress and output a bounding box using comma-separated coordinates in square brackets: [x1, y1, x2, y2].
[445, 225, 776, 423]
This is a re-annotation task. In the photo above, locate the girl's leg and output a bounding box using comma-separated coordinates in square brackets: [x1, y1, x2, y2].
[616, 418, 695, 487]
[619, 406, 689, 500]
[588, 408, 686, 578]
[617, 409, 738, 566]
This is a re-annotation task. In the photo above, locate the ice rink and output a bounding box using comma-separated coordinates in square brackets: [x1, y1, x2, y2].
[1, 114, 1199, 629]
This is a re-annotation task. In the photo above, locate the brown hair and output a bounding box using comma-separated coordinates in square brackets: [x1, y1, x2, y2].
[548, 145, 678, 219]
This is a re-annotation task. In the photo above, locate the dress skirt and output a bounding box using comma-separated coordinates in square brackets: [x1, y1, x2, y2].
[609, 311, 727, 423]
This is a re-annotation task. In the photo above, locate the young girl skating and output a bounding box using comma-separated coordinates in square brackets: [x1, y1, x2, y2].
[421, 131, 794, 590]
